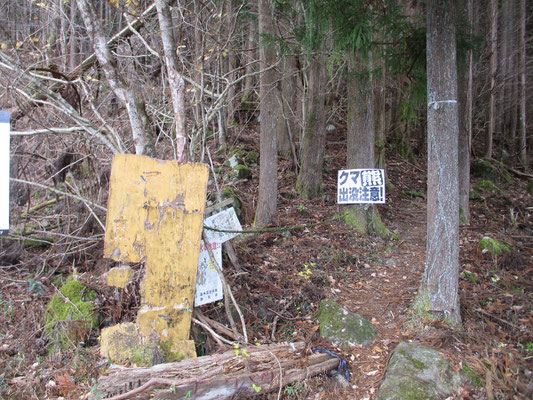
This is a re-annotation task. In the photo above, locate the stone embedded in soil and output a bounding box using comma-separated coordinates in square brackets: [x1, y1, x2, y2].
[317, 299, 377, 346]
[376, 341, 465, 400]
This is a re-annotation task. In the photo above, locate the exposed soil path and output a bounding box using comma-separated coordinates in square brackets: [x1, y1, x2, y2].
[330, 196, 429, 399]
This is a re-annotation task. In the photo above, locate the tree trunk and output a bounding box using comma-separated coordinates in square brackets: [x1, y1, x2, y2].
[344, 53, 387, 236]
[458, 0, 473, 225]
[518, 0, 527, 166]
[485, 0, 498, 159]
[296, 53, 327, 199]
[277, 54, 296, 159]
[254, 0, 278, 228]
[243, 4, 257, 100]
[68, 1, 79, 71]
[374, 52, 386, 170]
[500, 0, 510, 143]
[76, 0, 152, 156]
[155, 0, 187, 161]
[225, 0, 237, 131]
[414, 0, 461, 325]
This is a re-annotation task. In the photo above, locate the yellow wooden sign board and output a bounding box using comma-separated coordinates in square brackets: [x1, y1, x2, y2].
[104, 154, 208, 357]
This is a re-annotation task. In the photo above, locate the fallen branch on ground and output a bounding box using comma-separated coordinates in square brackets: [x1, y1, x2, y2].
[94, 342, 340, 400]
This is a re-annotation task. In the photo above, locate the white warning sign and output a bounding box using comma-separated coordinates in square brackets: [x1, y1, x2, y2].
[194, 240, 223, 307]
[195, 207, 242, 307]
[337, 169, 385, 204]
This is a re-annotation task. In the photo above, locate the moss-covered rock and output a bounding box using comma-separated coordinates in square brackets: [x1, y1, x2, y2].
[317, 299, 376, 346]
[471, 160, 497, 181]
[45, 279, 99, 352]
[246, 151, 259, 165]
[471, 159, 511, 183]
[479, 236, 511, 257]
[376, 342, 464, 400]
[231, 164, 252, 180]
[470, 180, 504, 201]
[222, 186, 243, 220]
[473, 180, 501, 194]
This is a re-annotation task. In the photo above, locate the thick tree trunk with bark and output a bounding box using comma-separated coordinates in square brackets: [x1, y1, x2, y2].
[344, 54, 387, 236]
[296, 53, 327, 199]
[458, 0, 473, 225]
[374, 60, 386, 170]
[414, 0, 461, 325]
[277, 54, 298, 159]
[254, 0, 279, 227]
[518, 0, 527, 166]
[485, 0, 498, 159]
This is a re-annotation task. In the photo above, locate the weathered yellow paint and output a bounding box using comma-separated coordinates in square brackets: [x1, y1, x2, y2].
[169, 339, 197, 360]
[100, 323, 196, 364]
[105, 264, 133, 288]
[100, 323, 143, 363]
[104, 154, 209, 358]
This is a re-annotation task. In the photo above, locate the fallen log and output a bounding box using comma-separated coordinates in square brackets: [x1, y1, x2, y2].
[94, 342, 340, 400]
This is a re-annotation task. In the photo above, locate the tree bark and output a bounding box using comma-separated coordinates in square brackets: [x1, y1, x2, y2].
[485, 0, 498, 159]
[343, 53, 387, 236]
[225, 0, 237, 131]
[374, 57, 386, 170]
[155, 0, 187, 161]
[415, 0, 461, 325]
[518, 0, 527, 166]
[296, 53, 327, 199]
[243, 5, 257, 100]
[500, 0, 510, 142]
[458, 0, 473, 225]
[254, 0, 279, 227]
[277, 53, 297, 159]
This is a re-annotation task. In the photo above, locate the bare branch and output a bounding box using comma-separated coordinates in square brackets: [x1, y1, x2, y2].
[11, 127, 85, 136]
[10, 177, 107, 213]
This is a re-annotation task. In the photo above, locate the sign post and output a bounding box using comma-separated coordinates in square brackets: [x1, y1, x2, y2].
[0, 111, 10, 236]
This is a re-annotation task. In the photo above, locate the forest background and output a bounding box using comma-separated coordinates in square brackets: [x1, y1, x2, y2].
[0, 0, 531, 399]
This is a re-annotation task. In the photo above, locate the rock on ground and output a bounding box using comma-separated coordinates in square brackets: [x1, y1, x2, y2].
[376, 341, 465, 400]
[317, 298, 377, 346]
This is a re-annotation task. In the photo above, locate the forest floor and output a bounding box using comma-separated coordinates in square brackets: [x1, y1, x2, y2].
[0, 125, 532, 400]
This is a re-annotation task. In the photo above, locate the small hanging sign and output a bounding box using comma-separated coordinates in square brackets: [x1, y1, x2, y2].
[194, 240, 223, 307]
[337, 168, 385, 204]
[203, 206, 242, 243]
[0, 111, 10, 236]
[195, 207, 242, 306]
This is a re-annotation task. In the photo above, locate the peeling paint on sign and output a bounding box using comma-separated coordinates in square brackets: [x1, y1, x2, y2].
[104, 154, 208, 357]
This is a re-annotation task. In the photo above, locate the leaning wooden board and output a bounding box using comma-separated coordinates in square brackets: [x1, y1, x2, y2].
[104, 154, 209, 355]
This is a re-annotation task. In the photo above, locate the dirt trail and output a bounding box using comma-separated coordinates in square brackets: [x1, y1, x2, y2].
[331, 197, 429, 399]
